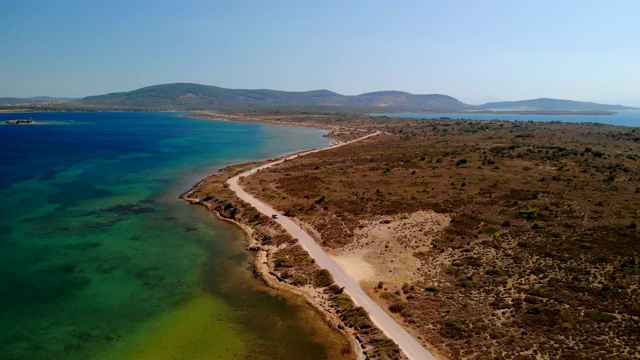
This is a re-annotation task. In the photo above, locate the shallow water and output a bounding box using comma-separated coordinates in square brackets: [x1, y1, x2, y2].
[0, 112, 347, 359]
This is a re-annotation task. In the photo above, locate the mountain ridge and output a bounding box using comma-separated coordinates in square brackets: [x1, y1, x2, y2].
[3, 83, 637, 112]
[72, 83, 472, 111]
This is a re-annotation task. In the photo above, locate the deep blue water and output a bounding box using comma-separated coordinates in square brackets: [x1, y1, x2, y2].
[374, 109, 640, 127]
[0, 112, 343, 359]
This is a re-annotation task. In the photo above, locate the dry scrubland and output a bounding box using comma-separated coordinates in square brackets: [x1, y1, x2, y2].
[190, 113, 640, 359]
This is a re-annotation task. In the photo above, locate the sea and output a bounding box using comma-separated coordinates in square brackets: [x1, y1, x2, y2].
[374, 109, 640, 127]
[0, 112, 349, 360]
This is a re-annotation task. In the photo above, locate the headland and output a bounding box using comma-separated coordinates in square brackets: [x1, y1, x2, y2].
[185, 110, 640, 359]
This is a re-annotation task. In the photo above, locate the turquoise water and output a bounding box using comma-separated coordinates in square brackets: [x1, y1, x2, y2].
[0, 112, 344, 359]
[374, 109, 640, 127]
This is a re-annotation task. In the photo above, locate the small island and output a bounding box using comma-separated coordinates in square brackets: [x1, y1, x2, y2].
[5, 117, 34, 124]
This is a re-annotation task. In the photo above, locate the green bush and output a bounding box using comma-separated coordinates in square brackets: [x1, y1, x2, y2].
[441, 318, 467, 339]
[330, 293, 354, 310]
[312, 269, 334, 288]
[531, 221, 545, 229]
[585, 310, 615, 323]
[388, 300, 406, 313]
[341, 306, 372, 329]
[456, 276, 477, 287]
[519, 206, 539, 219]
[369, 336, 401, 358]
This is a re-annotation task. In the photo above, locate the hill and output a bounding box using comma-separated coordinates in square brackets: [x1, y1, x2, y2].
[71, 83, 471, 111]
[477, 98, 636, 111]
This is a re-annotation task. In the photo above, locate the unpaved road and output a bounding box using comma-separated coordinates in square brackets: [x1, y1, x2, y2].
[227, 132, 438, 360]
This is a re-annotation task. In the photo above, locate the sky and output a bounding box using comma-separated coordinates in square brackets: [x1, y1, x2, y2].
[1, 0, 639, 105]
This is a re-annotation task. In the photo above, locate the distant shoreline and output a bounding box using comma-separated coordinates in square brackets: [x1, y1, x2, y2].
[388, 109, 616, 116]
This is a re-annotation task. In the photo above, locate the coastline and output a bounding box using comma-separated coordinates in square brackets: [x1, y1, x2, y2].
[181, 126, 438, 360]
[182, 166, 364, 360]
[182, 188, 363, 359]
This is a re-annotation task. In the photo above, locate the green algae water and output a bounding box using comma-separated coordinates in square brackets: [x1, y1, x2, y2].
[0, 112, 348, 360]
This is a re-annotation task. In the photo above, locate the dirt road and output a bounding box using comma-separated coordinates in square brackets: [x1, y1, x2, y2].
[227, 132, 438, 360]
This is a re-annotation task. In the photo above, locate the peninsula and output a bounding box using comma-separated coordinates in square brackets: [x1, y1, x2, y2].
[186, 111, 640, 359]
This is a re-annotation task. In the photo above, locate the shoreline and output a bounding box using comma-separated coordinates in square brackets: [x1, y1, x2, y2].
[181, 128, 438, 360]
[181, 155, 365, 360]
[182, 190, 363, 359]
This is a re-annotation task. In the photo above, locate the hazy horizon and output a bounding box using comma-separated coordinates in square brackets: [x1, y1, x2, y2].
[2, 1, 639, 106]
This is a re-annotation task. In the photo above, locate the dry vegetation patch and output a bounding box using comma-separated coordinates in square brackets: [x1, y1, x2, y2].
[241, 116, 640, 359]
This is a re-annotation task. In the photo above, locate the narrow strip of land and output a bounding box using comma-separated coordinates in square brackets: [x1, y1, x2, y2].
[227, 132, 438, 360]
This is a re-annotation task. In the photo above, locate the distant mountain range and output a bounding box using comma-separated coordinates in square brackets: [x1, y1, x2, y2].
[73, 83, 471, 111]
[2, 83, 637, 112]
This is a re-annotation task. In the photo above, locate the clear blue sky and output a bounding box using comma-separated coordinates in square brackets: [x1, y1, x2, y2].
[1, 0, 639, 105]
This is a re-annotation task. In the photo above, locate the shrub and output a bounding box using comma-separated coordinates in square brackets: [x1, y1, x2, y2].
[312, 269, 334, 288]
[525, 304, 545, 316]
[289, 275, 308, 286]
[516, 132, 534, 138]
[388, 300, 406, 313]
[455, 158, 468, 167]
[456, 276, 477, 287]
[341, 306, 372, 329]
[274, 257, 293, 268]
[330, 293, 354, 310]
[402, 283, 415, 294]
[441, 318, 467, 339]
[519, 206, 539, 219]
[369, 336, 401, 358]
[531, 221, 545, 229]
[585, 310, 615, 323]
[325, 284, 344, 295]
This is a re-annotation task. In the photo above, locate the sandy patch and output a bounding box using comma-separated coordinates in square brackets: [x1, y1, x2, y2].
[333, 250, 376, 282]
[336, 210, 450, 288]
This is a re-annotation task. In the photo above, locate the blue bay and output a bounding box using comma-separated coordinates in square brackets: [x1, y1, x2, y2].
[0, 112, 347, 359]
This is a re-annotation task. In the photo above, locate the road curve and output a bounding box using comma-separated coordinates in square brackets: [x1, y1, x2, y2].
[227, 132, 438, 360]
